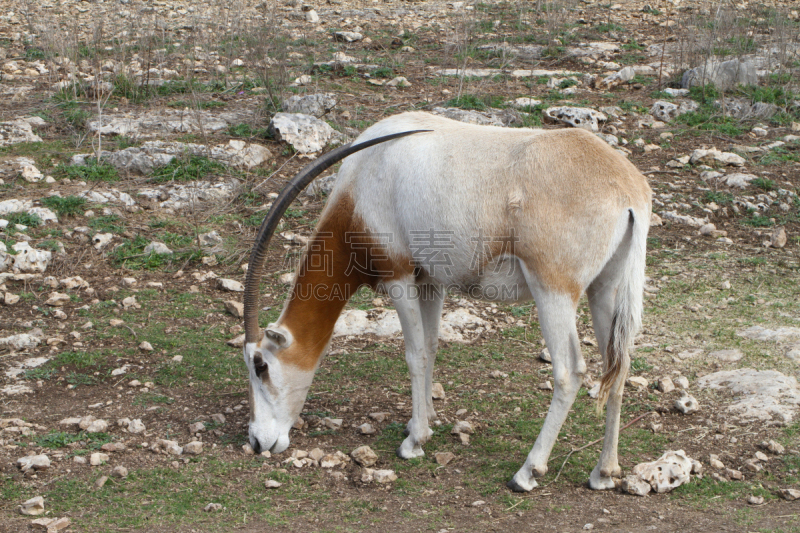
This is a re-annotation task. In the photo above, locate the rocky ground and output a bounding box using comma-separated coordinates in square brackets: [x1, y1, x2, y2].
[1, 0, 800, 531]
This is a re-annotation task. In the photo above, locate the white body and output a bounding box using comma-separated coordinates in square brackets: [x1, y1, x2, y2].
[245, 112, 652, 491]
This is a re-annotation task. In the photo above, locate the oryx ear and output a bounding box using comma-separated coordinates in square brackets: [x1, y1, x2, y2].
[265, 325, 290, 347]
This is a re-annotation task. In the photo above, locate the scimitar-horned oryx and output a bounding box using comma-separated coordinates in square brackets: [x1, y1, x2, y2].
[243, 111, 652, 491]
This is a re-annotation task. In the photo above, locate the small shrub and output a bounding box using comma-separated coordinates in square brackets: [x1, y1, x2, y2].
[751, 177, 776, 191]
[41, 196, 87, 217]
[149, 155, 227, 183]
[167, 100, 227, 110]
[89, 215, 126, 234]
[370, 66, 394, 79]
[54, 160, 119, 182]
[4, 212, 42, 228]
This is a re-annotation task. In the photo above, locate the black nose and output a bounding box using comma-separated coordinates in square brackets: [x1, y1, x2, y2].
[252, 438, 262, 454]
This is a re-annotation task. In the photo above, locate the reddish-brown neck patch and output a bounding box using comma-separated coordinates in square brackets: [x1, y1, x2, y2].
[278, 192, 414, 370]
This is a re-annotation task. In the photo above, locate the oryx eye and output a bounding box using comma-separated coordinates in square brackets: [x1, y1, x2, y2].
[253, 355, 269, 378]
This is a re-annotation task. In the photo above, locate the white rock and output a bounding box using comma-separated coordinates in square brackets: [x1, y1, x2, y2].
[351, 445, 378, 467]
[45, 292, 70, 306]
[709, 349, 743, 362]
[657, 377, 675, 393]
[627, 376, 648, 390]
[269, 113, 340, 154]
[92, 233, 113, 250]
[265, 479, 283, 489]
[698, 369, 800, 423]
[282, 93, 337, 118]
[674, 393, 700, 414]
[689, 149, 745, 167]
[452, 420, 474, 435]
[373, 469, 397, 483]
[17, 454, 50, 472]
[723, 173, 757, 188]
[184, 441, 203, 455]
[543, 106, 607, 132]
[144, 241, 172, 255]
[127, 419, 146, 434]
[0, 333, 41, 350]
[632, 450, 694, 493]
[217, 278, 244, 292]
[621, 474, 651, 496]
[85, 419, 108, 433]
[139, 341, 153, 351]
[10, 242, 51, 273]
[112, 465, 129, 478]
[19, 496, 45, 515]
[90, 452, 109, 466]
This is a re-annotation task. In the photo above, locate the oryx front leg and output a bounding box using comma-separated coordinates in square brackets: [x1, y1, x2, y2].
[509, 293, 586, 492]
[390, 279, 433, 459]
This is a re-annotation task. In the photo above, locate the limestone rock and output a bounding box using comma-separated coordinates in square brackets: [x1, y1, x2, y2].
[351, 445, 378, 467]
[44, 292, 70, 306]
[452, 420, 474, 435]
[710, 349, 743, 362]
[19, 496, 45, 515]
[689, 149, 745, 167]
[434, 451, 456, 466]
[269, 113, 340, 154]
[543, 106, 606, 132]
[698, 368, 800, 423]
[10, 242, 51, 273]
[184, 441, 203, 455]
[681, 59, 758, 91]
[675, 393, 700, 414]
[144, 241, 172, 255]
[90, 452, 109, 466]
[621, 474, 651, 496]
[17, 454, 50, 472]
[112, 465, 128, 478]
[431, 107, 520, 127]
[632, 450, 694, 493]
[282, 93, 337, 118]
[265, 479, 283, 489]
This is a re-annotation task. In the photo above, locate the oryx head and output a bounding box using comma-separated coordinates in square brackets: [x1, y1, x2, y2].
[242, 129, 428, 454]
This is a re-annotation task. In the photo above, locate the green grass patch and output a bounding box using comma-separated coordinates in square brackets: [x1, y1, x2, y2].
[149, 155, 227, 183]
[4, 211, 42, 228]
[54, 159, 119, 182]
[167, 99, 227, 109]
[227, 123, 271, 139]
[41, 195, 87, 217]
[110, 234, 201, 270]
[741, 211, 773, 228]
[88, 214, 126, 234]
[445, 94, 505, 111]
[35, 431, 113, 450]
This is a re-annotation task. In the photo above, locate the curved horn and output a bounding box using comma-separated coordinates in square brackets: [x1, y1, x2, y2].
[243, 129, 429, 343]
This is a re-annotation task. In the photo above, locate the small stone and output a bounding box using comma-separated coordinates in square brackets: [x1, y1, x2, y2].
[770, 227, 787, 248]
[489, 370, 508, 379]
[373, 469, 397, 483]
[431, 382, 445, 400]
[452, 420, 474, 435]
[754, 451, 768, 462]
[674, 376, 689, 389]
[184, 441, 203, 455]
[188, 422, 206, 434]
[767, 440, 785, 455]
[471, 500, 486, 507]
[710, 349, 743, 362]
[138, 341, 153, 351]
[726, 468, 743, 480]
[224, 300, 244, 318]
[351, 445, 378, 467]
[17, 454, 50, 472]
[85, 419, 108, 433]
[309, 448, 325, 462]
[458, 432, 470, 445]
[73, 456, 86, 464]
[323, 417, 343, 429]
[538, 380, 553, 391]
[621, 475, 651, 496]
[434, 452, 456, 466]
[204, 503, 223, 512]
[112, 465, 128, 478]
[19, 496, 45, 515]
[674, 393, 700, 414]
[46, 517, 71, 531]
[217, 279, 244, 292]
[265, 479, 283, 489]
[657, 377, 675, 393]
[95, 476, 108, 488]
[242, 443, 255, 455]
[45, 292, 70, 306]
[358, 423, 376, 435]
[90, 452, 109, 466]
[747, 495, 764, 505]
[626, 376, 648, 390]
[780, 488, 800, 501]
[127, 419, 146, 434]
[539, 348, 552, 363]
[709, 456, 725, 469]
[369, 412, 388, 423]
[144, 241, 172, 255]
[211, 413, 226, 424]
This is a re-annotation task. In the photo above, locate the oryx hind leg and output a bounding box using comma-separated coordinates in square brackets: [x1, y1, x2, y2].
[419, 283, 445, 423]
[389, 278, 434, 459]
[587, 234, 632, 490]
[509, 290, 586, 492]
